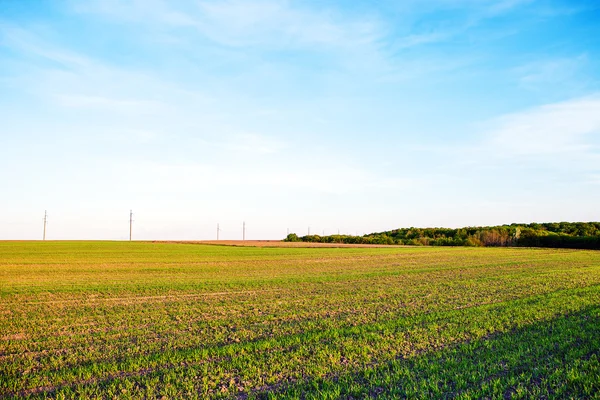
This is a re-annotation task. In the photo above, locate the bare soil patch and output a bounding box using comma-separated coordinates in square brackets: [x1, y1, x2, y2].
[154, 240, 407, 248]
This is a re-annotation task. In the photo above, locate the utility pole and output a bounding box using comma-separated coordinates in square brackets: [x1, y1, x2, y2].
[42, 210, 47, 240]
[243, 221, 246, 241]
[129, 210, 133, 241]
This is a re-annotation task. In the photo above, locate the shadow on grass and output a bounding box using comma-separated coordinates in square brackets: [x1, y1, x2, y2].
[257, 306, 600, 399]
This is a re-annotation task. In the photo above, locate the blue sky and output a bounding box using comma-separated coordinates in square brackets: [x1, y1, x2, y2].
[1, 0, 599, 240]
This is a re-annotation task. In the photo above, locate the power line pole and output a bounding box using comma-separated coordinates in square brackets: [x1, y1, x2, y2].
[243, 221, 246, 241]
[43, 210, 47, 240]
[129, 210, 133, 241]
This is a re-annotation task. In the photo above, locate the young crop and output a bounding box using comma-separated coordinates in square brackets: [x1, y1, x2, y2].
[0, 242, 599, 399]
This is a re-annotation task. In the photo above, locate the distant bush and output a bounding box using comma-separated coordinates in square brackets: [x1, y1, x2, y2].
[283, 233, 301, 242]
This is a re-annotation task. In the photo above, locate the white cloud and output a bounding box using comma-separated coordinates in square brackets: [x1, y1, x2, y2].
[587, 174, 600, 185]
[415, 95, 600, 179]
[218, 133, 286, 155]
[119, 159, 414, 196]
[487, 95, 600, 156]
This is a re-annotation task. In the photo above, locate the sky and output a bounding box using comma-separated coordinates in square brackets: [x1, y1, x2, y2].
[1, 0, 599, 240]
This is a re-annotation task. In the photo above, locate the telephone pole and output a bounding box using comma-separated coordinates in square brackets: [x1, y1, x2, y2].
[243, 221, 246, 241]
[129, 210, 133, 241]
[42, 210, 47, 240]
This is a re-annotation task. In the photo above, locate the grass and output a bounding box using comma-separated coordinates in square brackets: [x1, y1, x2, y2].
[1, 241, 599, 399]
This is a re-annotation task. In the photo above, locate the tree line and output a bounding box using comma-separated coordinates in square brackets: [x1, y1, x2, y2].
[284, 222, 600, 250]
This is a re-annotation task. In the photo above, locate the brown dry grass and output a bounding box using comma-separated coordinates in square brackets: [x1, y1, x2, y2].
[153, 240, 407, 248]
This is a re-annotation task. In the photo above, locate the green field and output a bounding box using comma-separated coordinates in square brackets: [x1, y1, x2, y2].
[1, 241, 600, 399]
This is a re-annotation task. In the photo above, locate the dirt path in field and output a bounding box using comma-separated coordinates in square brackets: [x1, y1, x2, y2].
[153, 240, 408, 248]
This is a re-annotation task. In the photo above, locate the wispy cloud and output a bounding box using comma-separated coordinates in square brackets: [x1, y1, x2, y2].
[383, 0, 535, 61]
[391, 31, 453, 51]
[0, 24, 91, 68]
[514, 55, 589, 92]
[70, 0, 384, 50]
[195, 1, 382, 49]
[484, 0, 534, 15]
[55, 94, 166, 114]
